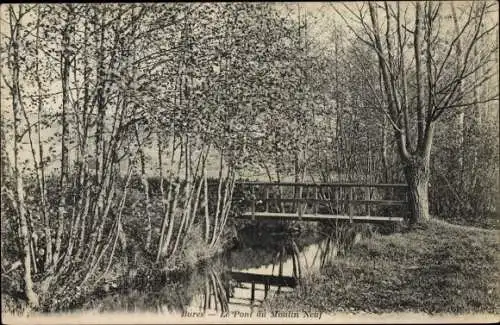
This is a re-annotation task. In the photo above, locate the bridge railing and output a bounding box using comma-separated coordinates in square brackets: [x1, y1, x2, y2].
[232, 181, 409, 221]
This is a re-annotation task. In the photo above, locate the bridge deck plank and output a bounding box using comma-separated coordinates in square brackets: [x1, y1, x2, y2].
[233, 198, 407, 206]
[236, 212, 404, 223]
[236, 181, 408, 188]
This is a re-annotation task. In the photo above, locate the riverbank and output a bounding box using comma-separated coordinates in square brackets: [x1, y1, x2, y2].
[261, 218, 499, 314]
[1, 219, 321, 315]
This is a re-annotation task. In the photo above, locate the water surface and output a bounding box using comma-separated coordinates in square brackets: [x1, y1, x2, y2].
[78, 226, 338, 317]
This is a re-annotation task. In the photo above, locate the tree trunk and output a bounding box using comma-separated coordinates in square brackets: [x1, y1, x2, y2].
[53, 6, 72, 269]
[135, 126, 152, 251]
[450, 2, 467, 185]
[381, 117, 390, 183]
[17, 178, 39, 308]
[35, 7, 52, 270]
[403, 156, 431, 225]
[8, 5, 39, 307]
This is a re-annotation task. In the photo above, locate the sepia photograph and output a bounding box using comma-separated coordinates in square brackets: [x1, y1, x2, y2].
[1, 1, 498, 324]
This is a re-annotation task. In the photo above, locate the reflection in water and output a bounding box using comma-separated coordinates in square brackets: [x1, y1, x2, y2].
[189, 267, 230, 315]
[184, 233, 342, 316]
[77, 229, 344, 317]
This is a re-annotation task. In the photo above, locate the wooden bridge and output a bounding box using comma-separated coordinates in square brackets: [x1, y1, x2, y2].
[232, 182, 409, 224]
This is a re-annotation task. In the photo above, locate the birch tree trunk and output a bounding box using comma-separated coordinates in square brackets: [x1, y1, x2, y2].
[7, 5, 39, 306]
[52, 5, 73, 270]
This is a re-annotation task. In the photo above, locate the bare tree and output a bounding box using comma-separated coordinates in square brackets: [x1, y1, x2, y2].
[335, 1, 498, 224]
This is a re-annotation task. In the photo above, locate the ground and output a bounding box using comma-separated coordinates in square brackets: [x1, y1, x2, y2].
[261, 218, 500, 314]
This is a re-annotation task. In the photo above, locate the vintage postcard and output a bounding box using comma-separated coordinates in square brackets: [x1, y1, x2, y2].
[1, 2, 498, 324]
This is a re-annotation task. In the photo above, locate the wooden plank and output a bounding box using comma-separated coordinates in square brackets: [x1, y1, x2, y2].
[235, 181, 408, 188]
[236, 212, 404, 223]
[232, 197, 407, 206]
[350, 200, 408, 206]
[264, 198, 325, 203]
[230, 271, 297, 288]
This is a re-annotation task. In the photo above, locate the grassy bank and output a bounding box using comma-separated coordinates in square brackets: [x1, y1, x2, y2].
[261, 218, 499, 314]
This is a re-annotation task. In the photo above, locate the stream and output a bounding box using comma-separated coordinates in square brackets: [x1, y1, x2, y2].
[76, 225, 341, 317]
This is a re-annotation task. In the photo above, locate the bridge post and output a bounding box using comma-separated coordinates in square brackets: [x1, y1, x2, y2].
[251, 282, 255, 303]
[298, 185, 303, 220]
[366, 186, 370, 216]
[349, 187, 354, 223]
[265, 186, 269, 212]
[251, 185, 256, 220]
[335, 186, 339, 214]
[314, 186, 318, 215]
